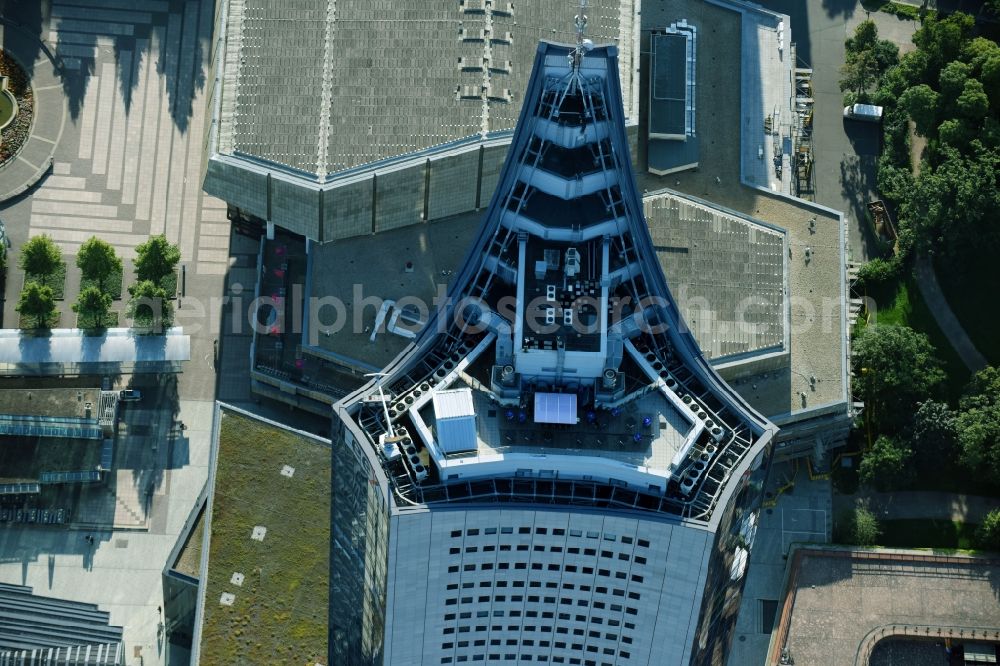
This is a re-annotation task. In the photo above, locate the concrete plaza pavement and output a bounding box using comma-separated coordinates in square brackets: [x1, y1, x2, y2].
[0, 1, 229, 663]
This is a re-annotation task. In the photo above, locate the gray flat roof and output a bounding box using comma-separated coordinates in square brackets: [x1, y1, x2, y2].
[650, 32, 687, 136]
[644, 192, 786, 361]
[215, 0, 637, 177]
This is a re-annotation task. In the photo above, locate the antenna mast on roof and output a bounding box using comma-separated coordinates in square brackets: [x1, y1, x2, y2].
[571, 0, 591, 73]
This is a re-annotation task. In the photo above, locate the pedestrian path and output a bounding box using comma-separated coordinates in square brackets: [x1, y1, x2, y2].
[838, 490, 996, 524]
[914, 255, 989, 372]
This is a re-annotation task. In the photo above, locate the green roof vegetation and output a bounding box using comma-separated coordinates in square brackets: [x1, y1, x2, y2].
[200, 408, 330, 665]
[0, 437, 102, 483]
[173, 507, 205, 580]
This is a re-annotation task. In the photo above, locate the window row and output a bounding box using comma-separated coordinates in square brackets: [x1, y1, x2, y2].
[442, 620, 638, 635]
[445, 580, 641, 599]
[450, 527, 650, 548]
[441, 652, 631, 663]
[446, 562, 644, 582]
[447, 544, 647, 564]
[442, 631, 633, 648]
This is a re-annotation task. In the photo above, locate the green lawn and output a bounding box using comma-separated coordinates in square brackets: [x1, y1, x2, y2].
[860, 271, 971, 402]
[834, 514, 980, 550]
[80, 265, 124, 300]
[934, 254, 1000, 368]
[859, 0, 929, 19]
[25, 262, 67, 300]
[0, 436, 102, 483]
[200, 409, 330, 665]
[878, 519, 979, 550]
[0, 89, 15, 128]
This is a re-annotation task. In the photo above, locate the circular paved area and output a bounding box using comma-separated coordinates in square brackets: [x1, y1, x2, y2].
[0, 22, 68, 201]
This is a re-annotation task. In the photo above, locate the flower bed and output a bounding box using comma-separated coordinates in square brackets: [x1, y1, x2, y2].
[0, 51, 34, 168]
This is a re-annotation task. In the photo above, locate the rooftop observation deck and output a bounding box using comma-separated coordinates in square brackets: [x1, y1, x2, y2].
[419, 380, 691, 470]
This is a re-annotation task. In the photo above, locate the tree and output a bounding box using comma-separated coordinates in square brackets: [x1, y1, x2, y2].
[939, 60, 970, 100]
[909, 400, 957, 475]
[938, 118, 972, 148]
[975, 508, 1000, 551]
[16, 281, 56, 328]
[840, 20, 899, 102]
[18, 235, 62, 276]
[851, 506, 882, 546]
[134, 234, 180, 286]
[127, 280, 173, 331]
[957, 78, 989, 120]
[899, 84, 940, 136]
[76, 237, 122, 290]
[853, 325, 945, 429]
[900, 143, 1000, 260]
[978, 50, 1000, 110]
[72, 286, 112, 329]
[955, 366, 1000, 490]
[859, 435, 914, 491]
[912, 13, 975, 82]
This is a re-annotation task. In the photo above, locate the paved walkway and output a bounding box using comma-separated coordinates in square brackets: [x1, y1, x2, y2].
[914, 255, 989, 372]
[836, 490, 996, 523]
[0, 20, 68, 201]
[726, 461, 833, 666]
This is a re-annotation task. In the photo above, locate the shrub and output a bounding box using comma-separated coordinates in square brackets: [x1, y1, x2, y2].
[852, 506, 882, 546]
[975, 509, 1000, 551]
[856, 256, 900, 286]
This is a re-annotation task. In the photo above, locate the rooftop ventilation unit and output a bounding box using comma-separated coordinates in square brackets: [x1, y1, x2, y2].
[433, 389, 478, 455]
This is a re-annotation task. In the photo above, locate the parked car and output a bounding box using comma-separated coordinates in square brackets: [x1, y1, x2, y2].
[843, 103, 883, 122]
[119, 389, 142, 402]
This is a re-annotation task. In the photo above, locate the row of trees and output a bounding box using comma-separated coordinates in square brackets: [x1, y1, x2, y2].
[852, 325, 1000, 494]
[14, 234, 180, 331]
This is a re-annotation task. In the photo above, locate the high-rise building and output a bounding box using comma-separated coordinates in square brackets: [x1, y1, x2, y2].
[331, 40, 776, 666]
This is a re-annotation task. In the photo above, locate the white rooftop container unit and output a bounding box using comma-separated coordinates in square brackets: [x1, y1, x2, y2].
[432, 389, 478, 455]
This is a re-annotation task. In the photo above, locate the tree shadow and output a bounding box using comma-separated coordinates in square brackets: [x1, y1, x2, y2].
[125, 372, 185, 519]
[840, 150, 881, 260]
[822, 0, 859, 20]
[9, 0, 210, 132]
[0, 1, 44, 79]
